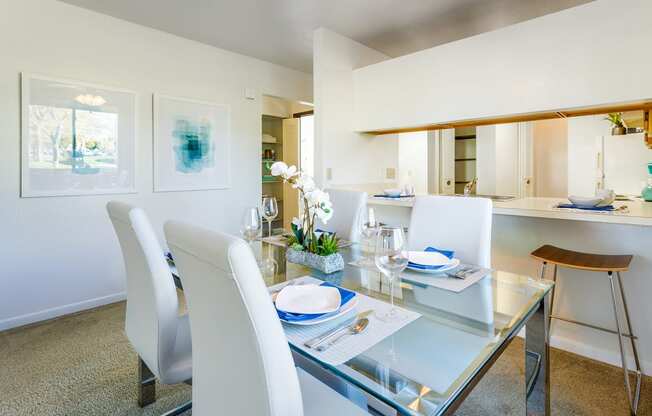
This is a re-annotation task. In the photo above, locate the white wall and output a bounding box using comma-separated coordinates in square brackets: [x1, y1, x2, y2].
[0, 0, 311, 330]
[398, 132, 428, 194]
[313, 28, 398, 190]
[353, 0, 652, 132]
[533, 119, 568, 197]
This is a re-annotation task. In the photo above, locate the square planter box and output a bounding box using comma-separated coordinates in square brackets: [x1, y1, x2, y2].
[286, 248, 344, 274]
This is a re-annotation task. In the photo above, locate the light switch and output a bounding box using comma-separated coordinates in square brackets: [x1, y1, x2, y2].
[386, 168, 396, 180]
[326, 168, 333, 180]
[244, 88, 256, 100]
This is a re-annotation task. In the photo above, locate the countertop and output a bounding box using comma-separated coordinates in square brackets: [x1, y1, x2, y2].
[368, 195, 652, 227]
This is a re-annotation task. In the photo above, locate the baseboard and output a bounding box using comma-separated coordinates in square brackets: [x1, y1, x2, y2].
[0, 292, 126, 332]
[517, 329, 650, 376]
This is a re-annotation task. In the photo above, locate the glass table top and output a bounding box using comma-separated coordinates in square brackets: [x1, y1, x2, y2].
[259, 242, 553, 416]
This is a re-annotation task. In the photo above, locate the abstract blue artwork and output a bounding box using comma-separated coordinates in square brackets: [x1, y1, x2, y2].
[154, 94, 230, 192]
[172, 119, 214, 173]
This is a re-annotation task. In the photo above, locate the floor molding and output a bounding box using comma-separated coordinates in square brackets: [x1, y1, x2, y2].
[0, 292, 126, 332]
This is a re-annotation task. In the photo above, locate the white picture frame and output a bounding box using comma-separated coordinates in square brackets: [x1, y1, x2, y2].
[153, 94, 231, 192]
[21, 73, 137, 197]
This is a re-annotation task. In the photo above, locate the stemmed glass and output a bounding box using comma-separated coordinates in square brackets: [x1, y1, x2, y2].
[374, 226, 409, 322]
[360, 207, 379, 266]
[260, 197, 279, 277]
[241, 207, 262, 246]
[261, 196, 278, 238]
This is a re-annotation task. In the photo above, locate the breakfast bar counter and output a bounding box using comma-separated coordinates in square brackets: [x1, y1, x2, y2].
[367, 194, 652, 379]
[368, 195, 652, 227]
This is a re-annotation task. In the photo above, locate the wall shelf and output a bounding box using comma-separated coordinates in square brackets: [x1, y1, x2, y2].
[455, 158, 476, 162]
[455, 135, 476, 140]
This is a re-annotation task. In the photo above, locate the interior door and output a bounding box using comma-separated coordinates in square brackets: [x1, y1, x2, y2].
[282, 118, 300, 230]
[439, 129, 456, 194]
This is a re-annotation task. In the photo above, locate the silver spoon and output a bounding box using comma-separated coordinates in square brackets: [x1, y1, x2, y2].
[316, 318, 369, 352]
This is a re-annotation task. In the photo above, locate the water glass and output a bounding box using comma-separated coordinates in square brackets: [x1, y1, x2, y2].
[374, 226, 408, 322]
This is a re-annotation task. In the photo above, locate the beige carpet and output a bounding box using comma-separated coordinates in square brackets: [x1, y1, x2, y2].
[1, 301, 649, 416]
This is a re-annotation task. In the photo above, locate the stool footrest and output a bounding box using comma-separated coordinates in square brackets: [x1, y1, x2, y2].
[550, 315, 638, 340]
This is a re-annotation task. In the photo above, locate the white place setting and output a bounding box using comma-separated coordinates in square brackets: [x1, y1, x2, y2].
[269, 276, 420, 366]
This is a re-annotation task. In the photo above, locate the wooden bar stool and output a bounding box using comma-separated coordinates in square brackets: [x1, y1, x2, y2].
[530, 244, 641, 415]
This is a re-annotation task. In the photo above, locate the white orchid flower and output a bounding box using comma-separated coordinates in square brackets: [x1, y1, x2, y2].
[291, 216, 303, 229]
[292, 173, 315, 192]
[270, 161, 298, 179]
[270, 161, 287, 177]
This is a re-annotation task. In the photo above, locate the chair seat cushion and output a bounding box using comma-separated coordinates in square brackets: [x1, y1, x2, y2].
[297, 367, 369, 416]
[159, 314, 192, 384]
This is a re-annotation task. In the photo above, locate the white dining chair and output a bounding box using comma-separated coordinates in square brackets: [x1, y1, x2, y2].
[316, 189, 368, 242]
[106, 201, 192, 415]
[407, 195, 492, 268]
[164, 221, 369, 416]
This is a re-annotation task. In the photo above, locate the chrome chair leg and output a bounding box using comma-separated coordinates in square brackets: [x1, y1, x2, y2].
[138, 357, 156, 407]
[616, 272, 642, 415]
[608, 272, 641, 415]
[547, 265, 557, 335]
[539, 261, 547, 280]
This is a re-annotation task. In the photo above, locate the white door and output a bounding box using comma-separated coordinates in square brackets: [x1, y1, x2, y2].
[604, 133, 651, 196]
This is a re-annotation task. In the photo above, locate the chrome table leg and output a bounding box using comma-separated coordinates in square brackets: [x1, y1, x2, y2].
[525, 292, 551, 416]
[138, 357, 156, 407]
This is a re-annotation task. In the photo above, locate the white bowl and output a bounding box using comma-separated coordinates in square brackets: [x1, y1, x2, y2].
[275, 284, 341, 314]
[383, 188, 402, 197]
[596, 189, 615, 206]
[568, 195, 602, 208]
[407, 251, 454, 267]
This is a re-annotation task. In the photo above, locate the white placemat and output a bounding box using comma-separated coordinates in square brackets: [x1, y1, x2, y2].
[270, 276, 421, 366]
[348, 258, 491, 293]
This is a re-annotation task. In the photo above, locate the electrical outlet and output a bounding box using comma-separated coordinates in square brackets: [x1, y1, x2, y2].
[326, 168, 333, 180]
[386, 168, 396, 180]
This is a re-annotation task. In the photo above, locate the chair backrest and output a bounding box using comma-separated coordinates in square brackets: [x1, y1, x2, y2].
[316, 188, 368, 242]
[407, 196, 492, 268]
[106, 201, 180, 381]
[164, 221, 303, 416]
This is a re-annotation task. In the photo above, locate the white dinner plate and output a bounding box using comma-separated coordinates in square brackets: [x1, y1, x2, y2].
[406, 258, 461, 274]
[275, 284, 341, 315]
[407, 251, 454, 267]
[281, 297, 359, 326]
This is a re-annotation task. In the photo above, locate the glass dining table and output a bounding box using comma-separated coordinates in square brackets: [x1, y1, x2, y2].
[172, 241, 554, 416]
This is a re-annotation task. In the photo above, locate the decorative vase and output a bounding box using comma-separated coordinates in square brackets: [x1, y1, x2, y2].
[612, 126, 626, 135]
[642, 178, 652, 202]
[286, 248, 345, 274]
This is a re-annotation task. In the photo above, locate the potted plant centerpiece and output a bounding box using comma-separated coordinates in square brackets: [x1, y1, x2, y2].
[270, 161, 344, 274]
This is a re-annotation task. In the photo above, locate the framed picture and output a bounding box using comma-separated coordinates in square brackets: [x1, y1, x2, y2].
[21, 73, 137, 197]
[153, 94, 230, 192]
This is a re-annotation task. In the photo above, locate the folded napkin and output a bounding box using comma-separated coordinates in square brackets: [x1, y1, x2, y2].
[556, 203, 615, 211]
[276, 282, 356, 322]
[373, 194, 415, 198]
[408, 246, 455, 270]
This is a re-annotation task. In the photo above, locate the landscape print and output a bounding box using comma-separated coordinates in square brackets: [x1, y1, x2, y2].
[154, 94, 230, 192]
[21, 74, 136, 197]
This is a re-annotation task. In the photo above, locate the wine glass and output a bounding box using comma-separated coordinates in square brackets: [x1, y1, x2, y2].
[261, 196, 278, 238]
[374, 226, 408, 322]
[241, 207, 262, 246]
[360, 207, 379, 265]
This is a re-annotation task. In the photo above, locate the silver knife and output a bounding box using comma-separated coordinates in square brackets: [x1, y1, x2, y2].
[304, 310, 372, 349]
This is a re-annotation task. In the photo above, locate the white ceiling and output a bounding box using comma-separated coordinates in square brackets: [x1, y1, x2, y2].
[60, 0, 592, 73]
